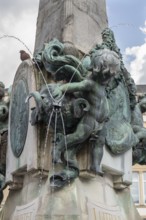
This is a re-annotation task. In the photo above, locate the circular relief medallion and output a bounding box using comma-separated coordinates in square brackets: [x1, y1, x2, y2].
[10, 79, 29, 157]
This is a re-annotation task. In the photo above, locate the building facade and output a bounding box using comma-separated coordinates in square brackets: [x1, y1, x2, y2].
[131, 85, 146, 219]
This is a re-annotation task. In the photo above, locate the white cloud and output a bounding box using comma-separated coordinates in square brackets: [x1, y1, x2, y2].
[0, 0, 39, 88]
[125, 21, 146, 85]
[140, 21, 146, 34]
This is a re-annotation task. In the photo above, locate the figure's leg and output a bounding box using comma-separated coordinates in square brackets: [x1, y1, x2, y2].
[53, 123, 92, 163]
[90, 134, 105, 175]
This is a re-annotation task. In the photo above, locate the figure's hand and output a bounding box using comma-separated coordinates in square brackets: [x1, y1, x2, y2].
[52, 87, 63, 99]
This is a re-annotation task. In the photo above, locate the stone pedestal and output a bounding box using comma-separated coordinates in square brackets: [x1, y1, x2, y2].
[5, 174, 141, 220]
[6, 60, 51, 187]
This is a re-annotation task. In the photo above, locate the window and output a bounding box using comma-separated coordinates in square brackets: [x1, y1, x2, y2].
[131, 167, 146, 206]
[131, 172, 140, 204]
[142, 172, 146, 204]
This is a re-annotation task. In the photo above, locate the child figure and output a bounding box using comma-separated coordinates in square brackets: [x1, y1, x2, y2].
[52, 49, 121, 174]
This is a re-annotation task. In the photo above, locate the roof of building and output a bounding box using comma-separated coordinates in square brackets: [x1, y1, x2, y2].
[136, 85, 146, 94]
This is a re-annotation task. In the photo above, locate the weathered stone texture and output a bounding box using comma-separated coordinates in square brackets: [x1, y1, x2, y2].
[34, 0, 108, 54]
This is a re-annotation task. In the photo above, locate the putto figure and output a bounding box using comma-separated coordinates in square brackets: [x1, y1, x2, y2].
[28, 32, 139, 188]
[52, 49, 121, 172]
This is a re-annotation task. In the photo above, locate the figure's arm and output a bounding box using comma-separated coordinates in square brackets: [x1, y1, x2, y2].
[52, 80, 93, 98]
[60, 79, 92, 93]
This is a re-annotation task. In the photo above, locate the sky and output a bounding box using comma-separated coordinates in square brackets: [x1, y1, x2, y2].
[0, 0, 39, 88]
[0, 0, 146, 87]
[106, 0, 146, 85]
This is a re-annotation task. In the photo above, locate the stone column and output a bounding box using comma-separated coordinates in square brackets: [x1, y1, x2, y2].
[34, 0, 108, 54]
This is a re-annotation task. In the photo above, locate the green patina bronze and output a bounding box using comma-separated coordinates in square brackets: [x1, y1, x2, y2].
[0, 82, 9, 133]
[27, 28, 144, 188]
[0, 82, 10, 203]
[10, 79, 29, 158]
[132, 94, 146, 164]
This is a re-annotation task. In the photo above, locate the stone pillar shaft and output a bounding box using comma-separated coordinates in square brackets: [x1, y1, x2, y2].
[34, 0, 108, 54]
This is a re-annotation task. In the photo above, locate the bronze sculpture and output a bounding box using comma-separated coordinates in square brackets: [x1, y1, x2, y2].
[27, 29, 143, 188]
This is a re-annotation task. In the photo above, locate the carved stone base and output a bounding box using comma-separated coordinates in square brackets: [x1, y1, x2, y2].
[3, 173, 141, 220]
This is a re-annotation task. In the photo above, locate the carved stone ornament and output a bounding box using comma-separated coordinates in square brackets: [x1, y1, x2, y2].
[10, 79, 29, 157]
